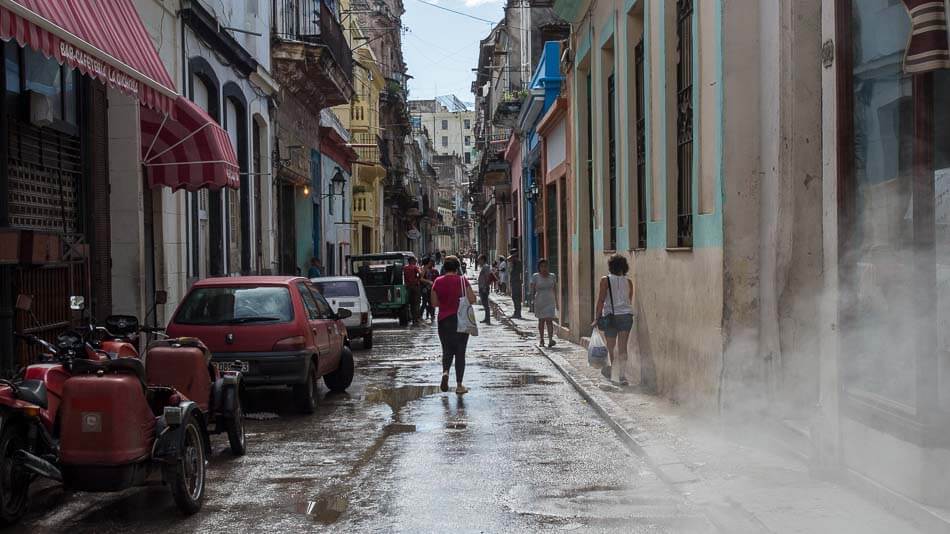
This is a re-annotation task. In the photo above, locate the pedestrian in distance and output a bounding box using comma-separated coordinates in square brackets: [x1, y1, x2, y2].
[530, 258, 559, 348]
[491, 260, 499, 293]
[421, 257, 438, 323]
[402, 256, 423, 326]
[508, 253, 523, 319]
[592, 254, 635, 386]
[431, 256, 477, 394]
[477, 254, 493, 325]
[498, 256, 509, 295]
[307, 257, 323, 278]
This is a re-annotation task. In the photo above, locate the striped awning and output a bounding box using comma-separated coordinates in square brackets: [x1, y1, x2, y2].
[141, 97, 240, 192]
[0, 0, 177, 114]
[902, 0, 950, 74]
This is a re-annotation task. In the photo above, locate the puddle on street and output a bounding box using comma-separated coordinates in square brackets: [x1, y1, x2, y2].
[294, 490, 350, 524]
[364, 384, 442, 414]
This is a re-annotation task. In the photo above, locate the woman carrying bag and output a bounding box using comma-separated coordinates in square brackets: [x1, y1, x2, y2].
[432, 256, 477, 394]
[591, 255, 635, 385]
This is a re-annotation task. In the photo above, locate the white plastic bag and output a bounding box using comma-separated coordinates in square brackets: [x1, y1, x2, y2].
[587, 329, 608, 368]
[456, 276, 479, 336]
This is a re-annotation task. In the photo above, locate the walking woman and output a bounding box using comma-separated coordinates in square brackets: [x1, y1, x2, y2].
[592, 254, 635, 385]
[530, 258, 558, 348]
[431, 256, 477, 394]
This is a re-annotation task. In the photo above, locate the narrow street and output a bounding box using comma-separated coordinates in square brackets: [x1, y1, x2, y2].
[12, 316, 718, 533]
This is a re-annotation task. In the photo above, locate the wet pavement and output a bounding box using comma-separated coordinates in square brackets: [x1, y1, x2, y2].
[11, 315, 719, 533]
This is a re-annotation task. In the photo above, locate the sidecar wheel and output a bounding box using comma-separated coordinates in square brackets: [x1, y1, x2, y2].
[225, 389, 246, 456]
[164, 417, 206, 515]
[0, 424, 29, 526]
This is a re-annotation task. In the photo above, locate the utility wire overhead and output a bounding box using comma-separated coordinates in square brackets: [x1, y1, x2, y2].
[412, 0, 497, 24]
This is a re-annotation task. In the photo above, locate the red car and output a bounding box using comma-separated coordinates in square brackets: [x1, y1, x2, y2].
[166, 276, 355, 413]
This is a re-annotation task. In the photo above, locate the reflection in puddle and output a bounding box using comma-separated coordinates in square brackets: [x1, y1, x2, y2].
[365, 385, 442, 415]
[295, 491, 349, 524]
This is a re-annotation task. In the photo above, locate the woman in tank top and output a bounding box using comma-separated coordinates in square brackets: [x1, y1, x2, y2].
[592, 254, 635, 386]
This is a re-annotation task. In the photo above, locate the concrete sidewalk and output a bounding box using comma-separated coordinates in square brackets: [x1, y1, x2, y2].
[487, 291, 932, 534]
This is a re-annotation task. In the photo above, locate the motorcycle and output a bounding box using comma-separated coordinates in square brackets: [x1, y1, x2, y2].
[85, 310, 246, 457]
[0, 295, 213, 525]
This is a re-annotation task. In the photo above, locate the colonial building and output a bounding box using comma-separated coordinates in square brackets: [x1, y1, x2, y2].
[271, 0, 354, 275]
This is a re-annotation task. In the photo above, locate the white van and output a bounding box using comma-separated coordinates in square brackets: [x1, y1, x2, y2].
[311, 276, 374, 349]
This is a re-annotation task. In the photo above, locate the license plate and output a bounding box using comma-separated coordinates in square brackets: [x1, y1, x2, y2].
[217, 361, 249, 373]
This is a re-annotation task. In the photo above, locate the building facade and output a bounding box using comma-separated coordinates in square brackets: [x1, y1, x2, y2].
[409, 96, 477, 174]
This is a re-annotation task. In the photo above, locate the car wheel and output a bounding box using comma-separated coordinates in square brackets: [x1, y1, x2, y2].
[363, 332, 373, 350]
[293, 362, 318, 414]
[0, 423, 30, 526]
[224, 388, 246, 456]
[164, 416, 206, 515]
[324, 346, 354, 393]
[398, 306, 410, 326]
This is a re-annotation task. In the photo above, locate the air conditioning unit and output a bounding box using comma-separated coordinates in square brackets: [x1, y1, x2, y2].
[28, 91, 55, 127]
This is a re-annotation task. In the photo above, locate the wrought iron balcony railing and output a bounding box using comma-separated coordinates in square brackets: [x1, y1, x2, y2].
[272, 0, 353, 81]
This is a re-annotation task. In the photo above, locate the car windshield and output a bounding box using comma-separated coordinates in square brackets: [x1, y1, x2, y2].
[350, 257, 407, 286]
[314, 281, 360, 298]
[174, 286, 294, 325]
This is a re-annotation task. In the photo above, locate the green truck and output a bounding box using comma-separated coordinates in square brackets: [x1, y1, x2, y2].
[349, 252, 416, 326]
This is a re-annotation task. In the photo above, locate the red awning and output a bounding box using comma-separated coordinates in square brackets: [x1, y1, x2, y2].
[141, 97, 240, 192]
[0, 0, 177, 114]
[902, 0, 950, 73]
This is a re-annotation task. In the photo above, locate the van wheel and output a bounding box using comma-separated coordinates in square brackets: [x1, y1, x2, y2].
[164, 417, 206, 515]
[324, 347, 354, 393]
[293, 363, 318, 414]
[363, 332, 373, 350]
[398, 306, 410, 326]
[0, 424, 29, 526]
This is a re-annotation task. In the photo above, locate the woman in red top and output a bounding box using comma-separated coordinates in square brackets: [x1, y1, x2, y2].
[431, 256, 477, 394]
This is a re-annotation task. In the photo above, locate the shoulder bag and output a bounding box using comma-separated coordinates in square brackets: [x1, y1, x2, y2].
[456, 276, 479, 336]
[596, 276, 616, 331]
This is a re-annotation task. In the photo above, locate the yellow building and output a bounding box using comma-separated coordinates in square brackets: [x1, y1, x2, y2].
[335, 16, 387, 255]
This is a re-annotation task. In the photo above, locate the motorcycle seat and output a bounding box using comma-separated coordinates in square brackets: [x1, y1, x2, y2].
[71, 358, 148, 389]
[16, 379, 47, 409]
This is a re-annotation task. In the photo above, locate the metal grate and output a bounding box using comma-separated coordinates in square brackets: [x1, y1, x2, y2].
[676, 0, 694, 247]
[7, 122, 83, 233]
[635, 40, 647, 249]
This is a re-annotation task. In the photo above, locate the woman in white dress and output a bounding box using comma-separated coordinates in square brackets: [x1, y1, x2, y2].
[530, 258, 558, 348]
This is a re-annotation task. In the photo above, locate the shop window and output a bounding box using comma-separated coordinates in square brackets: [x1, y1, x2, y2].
[5, 44, 78, 130]
[5, 42, 20, 94]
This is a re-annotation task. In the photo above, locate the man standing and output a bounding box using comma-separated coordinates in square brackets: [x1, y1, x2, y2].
[477, 254, 492, 325]
[403, 256, 423, 326]
[508, 254, 523, 319]
[307, 258, 323, 279]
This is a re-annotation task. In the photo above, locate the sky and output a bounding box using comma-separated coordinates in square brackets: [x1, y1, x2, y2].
[401, 0, 509, 105]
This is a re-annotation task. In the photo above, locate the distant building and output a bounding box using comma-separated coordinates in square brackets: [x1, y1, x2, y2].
[409, 96, 477, 174]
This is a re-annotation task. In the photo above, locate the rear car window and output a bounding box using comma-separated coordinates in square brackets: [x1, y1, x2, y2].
[313, 280, 360, 298]
[175, 286, 294, 324]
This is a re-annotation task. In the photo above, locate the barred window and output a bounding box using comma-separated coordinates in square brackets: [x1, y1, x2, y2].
[675, 0, 694, 247]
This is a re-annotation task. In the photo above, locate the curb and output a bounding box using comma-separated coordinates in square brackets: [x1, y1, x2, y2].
[487, 296, 683, 489]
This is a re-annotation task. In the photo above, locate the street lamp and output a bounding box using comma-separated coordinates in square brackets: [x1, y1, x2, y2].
[525, 181, 539, 204]
[321, 167, 347, 199]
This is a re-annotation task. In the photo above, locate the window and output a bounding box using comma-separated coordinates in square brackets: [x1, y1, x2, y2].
[636, 40, 647, 249]
[464, 119, 471, 129]
[7, 45, 79, 128]
[441, 119, 448, 129]
[675, 0, 694, 247]
[607, 73, 617, 251]
[313, 280, 360, 297]
[464, 152, 472, 164]
[174, 286, 294, 324]
[464, 136, 471, 146]
[441, 136, 449, 147]
[297, 282, 322, 319]
[310, 289, 334, 317]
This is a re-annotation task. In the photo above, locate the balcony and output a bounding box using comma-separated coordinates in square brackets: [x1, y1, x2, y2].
[272, 0, 354, 107]
[351, 132, 381, 165]
[492, 86, 528, 127]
